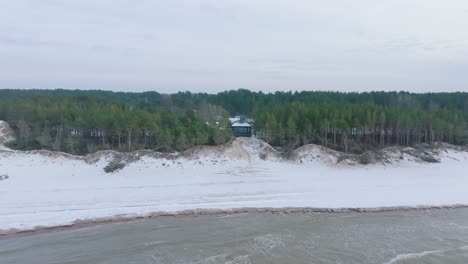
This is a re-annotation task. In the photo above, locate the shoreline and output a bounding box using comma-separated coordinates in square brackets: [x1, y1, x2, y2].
[2, 204, 467, 238]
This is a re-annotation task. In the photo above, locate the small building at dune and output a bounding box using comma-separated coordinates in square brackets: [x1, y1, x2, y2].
[229, 116, 252, 137]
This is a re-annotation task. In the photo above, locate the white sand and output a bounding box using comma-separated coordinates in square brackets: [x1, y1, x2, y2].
[1, 122, 468, 233]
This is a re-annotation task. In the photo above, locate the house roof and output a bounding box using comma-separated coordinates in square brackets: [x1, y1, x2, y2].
[229, 116, 251, 127]
[231, 121, 251, 127]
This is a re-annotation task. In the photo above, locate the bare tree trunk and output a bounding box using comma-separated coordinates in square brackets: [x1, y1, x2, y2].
[343, 134, 348, 153]
[127, 129, 132, 150]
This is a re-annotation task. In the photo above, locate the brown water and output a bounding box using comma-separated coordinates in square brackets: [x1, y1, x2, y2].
[1, 208, 468, 263]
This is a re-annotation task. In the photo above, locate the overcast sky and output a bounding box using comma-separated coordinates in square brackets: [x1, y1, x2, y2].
[1, 0, 468, 93]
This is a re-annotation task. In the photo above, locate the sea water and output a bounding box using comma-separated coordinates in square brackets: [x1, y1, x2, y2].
[1, 208, 468, 264]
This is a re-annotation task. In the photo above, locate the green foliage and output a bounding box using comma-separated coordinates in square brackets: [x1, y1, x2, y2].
[104, 162, 126, 173]
[253, 102, 468, 153]
[0, 96, 231, 154]
[1, 89, 467, 154]
[359, 151, 375, 165]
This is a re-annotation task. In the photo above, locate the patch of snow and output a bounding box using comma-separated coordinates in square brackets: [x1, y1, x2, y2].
[293, 144, 340, 165]
[1, 137, 468, 233]
[231, 122, 251, 127]
[229, 116, 252, 127]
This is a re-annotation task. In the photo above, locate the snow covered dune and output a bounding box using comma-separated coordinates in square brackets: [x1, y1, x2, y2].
[1, 125, 468, 234]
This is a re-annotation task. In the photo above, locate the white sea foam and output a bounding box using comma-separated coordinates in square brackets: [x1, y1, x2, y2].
[225, 255, 251, 264]
[384, 250, 444, 264]
[384, 246, 468, 264]
[143, 241, 167, 248]
[195, 254, 229, 264]
[251, 234, 285, 255]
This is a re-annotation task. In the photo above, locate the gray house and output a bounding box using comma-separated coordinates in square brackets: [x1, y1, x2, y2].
[229, 116, 252, 137]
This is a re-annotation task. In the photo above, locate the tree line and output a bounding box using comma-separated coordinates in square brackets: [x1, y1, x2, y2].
[0, 89, 467, 154]
[253, 102, 468, 153]
[2, 89, 468, 114]
[0, 96, 231, 154]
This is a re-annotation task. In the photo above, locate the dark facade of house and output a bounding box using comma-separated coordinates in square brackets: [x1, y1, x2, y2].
[230, 116, 252, 137]
[232, 125, 252, 137]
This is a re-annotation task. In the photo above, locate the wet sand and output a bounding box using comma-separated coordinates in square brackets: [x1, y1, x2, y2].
[2, 204, 467, 237]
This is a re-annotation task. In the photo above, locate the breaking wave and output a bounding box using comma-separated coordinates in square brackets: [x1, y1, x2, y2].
[384, 245, 468, 264]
